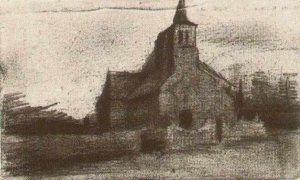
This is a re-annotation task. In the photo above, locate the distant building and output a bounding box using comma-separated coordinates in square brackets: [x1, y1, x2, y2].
[96, 0, 236, 142]
[252, 71, 269, 87]
[251, 71, 271, 104]
[278, 73, 298, 106]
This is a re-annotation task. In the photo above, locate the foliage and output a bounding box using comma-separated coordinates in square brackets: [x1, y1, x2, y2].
[2, 92, 90, 135]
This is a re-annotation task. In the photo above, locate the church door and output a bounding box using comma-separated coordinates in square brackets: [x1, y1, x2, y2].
[179, 110, 193, 129]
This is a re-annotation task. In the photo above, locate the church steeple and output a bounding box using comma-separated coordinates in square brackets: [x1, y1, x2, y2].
[173, 0, 197, 26]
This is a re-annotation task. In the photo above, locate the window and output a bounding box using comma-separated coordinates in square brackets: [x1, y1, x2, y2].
[178, 31, 183, 44]
[216, 117, 223, 142]
[185, 31, 189, 43]
[202, 102, 206, 111]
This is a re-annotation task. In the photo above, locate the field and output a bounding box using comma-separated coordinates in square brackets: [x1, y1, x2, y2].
[1, 129, 299, 179]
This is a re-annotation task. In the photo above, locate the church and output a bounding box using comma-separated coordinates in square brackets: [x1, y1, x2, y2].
[96, 0, 237, 139]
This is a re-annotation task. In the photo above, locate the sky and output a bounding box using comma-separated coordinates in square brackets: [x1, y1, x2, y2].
[1, 0, 300, 118]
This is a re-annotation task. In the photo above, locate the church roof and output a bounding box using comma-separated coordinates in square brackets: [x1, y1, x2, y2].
[105, 64, 233, 100]
[173, 0, 197, 26]
[106, 71, 161, 100]
[198, 60, 234, 86]
[128, 74, 162, 99]
[107, 71, 145, 99]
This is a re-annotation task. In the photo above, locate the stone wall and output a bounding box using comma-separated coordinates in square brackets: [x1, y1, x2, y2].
[140, 120, 218, 152]
[166, 123, 217, 151]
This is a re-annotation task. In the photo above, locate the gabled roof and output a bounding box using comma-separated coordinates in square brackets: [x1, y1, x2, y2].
[173, 0, 197, 26]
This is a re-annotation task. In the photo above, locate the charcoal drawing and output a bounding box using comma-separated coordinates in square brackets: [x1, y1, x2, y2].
[1, 0, 299, 179]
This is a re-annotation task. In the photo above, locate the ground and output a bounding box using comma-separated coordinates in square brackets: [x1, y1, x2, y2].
[2, 129, 299, 179]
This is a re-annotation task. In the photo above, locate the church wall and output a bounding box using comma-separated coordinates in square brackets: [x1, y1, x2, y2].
[173, 47, 199, 71]
[110, 100, 127, 130]
[103, 93, 161, 131]
[126, 93, 160, 130]
[160, 70, 215, 130]
[159, 67, 235, 132]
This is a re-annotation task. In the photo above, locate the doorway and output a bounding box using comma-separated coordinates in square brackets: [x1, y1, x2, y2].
[179, 109, 193, 129]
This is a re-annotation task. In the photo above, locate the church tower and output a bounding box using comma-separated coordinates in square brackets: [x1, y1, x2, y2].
[172, 0, 199, 71]
[173, 0, 197, 47]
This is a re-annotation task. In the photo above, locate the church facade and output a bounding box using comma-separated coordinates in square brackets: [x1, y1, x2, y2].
[96, 0, 237, 139]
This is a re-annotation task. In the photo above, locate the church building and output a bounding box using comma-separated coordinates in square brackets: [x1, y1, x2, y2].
[96, 0, 236, 138]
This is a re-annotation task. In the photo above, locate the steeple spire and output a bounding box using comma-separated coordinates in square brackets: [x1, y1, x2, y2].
[177, 0, 186, 10]
[173, 0, 196, 25]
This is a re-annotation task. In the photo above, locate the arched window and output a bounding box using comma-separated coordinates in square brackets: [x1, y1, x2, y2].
[185, 31, 189, 43]
[178, 31, 183, 44]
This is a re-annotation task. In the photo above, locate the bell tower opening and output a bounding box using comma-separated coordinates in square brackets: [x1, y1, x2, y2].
[179, 109, 193, 129]
[178, 30, 183, 44]
[185, 30, 189, 43]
